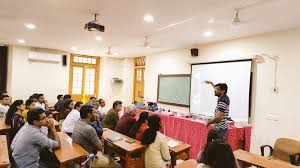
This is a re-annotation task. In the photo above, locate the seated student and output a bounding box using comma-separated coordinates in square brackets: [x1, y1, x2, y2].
[103, 100, 122, 130]
[197, 129, 221, 163]
[90, 109, 104, 137]
[129, 111, 149, 141]
[59, 99, 74, 120]
[0, 90, 8, 96]
[63, 94, 72, 100]
[29, 93, 39, 102]
[141, 115, 171, 168]
[86, 99, 100, 110]
[11, 108, 61, 168]
[35, 94, 48, 111]
[72, 105, 120, 168]
[57, 94, 63, 101]
[54, 94, 71, 111]
[197, 139, 238, 168]
[115, 105, 137, 136]
[5, 100, 26, 141]
[98, 99, 106, 116]
[84, 101, 104, 137]
[21, 99, 36, 121]
[61, 102, 83, 137]
[0, 95, 10, 117]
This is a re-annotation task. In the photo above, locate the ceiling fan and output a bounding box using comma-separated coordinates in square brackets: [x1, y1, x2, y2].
[155, 0, 268, 32]
[105, 46, 112, 55]
[137, 36, 157, 49]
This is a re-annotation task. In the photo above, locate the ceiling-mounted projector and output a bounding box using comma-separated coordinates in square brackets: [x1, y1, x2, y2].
[84, 14, 105, 32]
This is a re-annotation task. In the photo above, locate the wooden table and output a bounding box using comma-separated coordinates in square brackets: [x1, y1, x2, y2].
[54, 132, 88, 168]
[234, 149, 299, 168]
[0, 135, 10, 168]
[168, 138, 192, 167]
[102, 129, 145, 168]
[175, 159, 197, 168]
[0, 118, 10, 136]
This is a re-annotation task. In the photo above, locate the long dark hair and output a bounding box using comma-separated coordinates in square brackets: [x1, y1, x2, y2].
[129, 111, 149, 138]
[198, 128, 221, 163]
[5, 100, 23, 125]
[141, 115, 161, 145]
[203, 139, 237, 168]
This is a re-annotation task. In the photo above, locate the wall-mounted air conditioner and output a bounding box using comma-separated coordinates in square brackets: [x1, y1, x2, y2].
[28, 51, 61, 63]
[111, 78, 123, 84]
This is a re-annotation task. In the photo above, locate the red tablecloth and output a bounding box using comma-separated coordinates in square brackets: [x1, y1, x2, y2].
[135, 110, 251, 159]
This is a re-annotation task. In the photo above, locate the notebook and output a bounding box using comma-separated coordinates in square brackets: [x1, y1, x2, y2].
[107, 134, 123, 142]
[167, 139, 180, 148]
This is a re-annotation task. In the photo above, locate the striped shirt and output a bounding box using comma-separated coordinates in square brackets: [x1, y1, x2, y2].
[214, 95, 230, 130]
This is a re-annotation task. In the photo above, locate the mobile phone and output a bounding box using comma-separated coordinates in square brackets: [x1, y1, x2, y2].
[125, 139, 135, 144]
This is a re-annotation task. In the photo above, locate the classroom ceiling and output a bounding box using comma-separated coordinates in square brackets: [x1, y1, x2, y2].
[0, 0, 300, 57]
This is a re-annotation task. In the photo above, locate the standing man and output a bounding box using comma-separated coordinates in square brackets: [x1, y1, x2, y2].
[204, 81, 230, 139]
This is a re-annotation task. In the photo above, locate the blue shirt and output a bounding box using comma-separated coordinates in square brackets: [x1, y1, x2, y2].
[11, 124, 59, 168]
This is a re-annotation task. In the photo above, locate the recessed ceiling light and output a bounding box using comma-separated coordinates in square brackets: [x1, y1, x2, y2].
[95, 36, 103, 41]
[203, 31, 214, 37]
[208, 17, 215, 24]
[146, 46, 151, 49]
[71, 46, 77, 51]
[24, 23, 36, 29]
[17, 39, 26, 44]
[144, 14, 154, 23]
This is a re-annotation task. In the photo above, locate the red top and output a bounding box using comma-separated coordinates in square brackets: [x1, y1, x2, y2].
[115, 113, 136, 136]
[135, 122, 148, 141]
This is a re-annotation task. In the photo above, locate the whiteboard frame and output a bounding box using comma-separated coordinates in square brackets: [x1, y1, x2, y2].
[189, 59, 253, 117]
[157, 74, 191, 107]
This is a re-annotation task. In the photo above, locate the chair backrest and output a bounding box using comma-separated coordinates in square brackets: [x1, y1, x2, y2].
[273, 138, 300, 162]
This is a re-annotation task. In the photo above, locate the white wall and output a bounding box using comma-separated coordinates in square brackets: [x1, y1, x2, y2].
[98, 57, 134, 112]
[7, 46, 134, 109]
[7, 45, 69, 104]
[144, 28, 300, 154]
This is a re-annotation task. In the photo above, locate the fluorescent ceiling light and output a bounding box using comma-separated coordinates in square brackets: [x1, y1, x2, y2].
[96, 36, 103, 41]
[17, 39, 26, 44]
[71, 46, 77, 51]
[144, 14, 154, 23]
[24, 23, 36, 29]
[203, 31, 214, 37]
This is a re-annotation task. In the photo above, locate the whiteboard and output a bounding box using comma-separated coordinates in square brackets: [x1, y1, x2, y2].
[157, 74, 190, 107]
[190, 60, 252, 122]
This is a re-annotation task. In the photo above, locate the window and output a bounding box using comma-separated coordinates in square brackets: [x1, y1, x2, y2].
[69, 54, 100, 102]
[133, 57, 146, 102]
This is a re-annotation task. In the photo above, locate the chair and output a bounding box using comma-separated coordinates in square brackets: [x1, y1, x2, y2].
[260, 138, 300, 165]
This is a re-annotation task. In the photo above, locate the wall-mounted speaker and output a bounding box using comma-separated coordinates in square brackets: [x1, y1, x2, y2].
[190, 48, 198, 57]
[62, 55, 67, 66]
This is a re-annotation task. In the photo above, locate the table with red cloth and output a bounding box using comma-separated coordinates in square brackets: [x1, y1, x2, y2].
[134, 109, 252, 159]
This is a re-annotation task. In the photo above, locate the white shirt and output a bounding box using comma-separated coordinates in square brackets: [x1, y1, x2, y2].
[61, 109, 80, 133]
[98, 106, 106, 115]
[35, 101, 45, 110]
[0, 104, 9, 117]
[145, 132, 171, 168]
